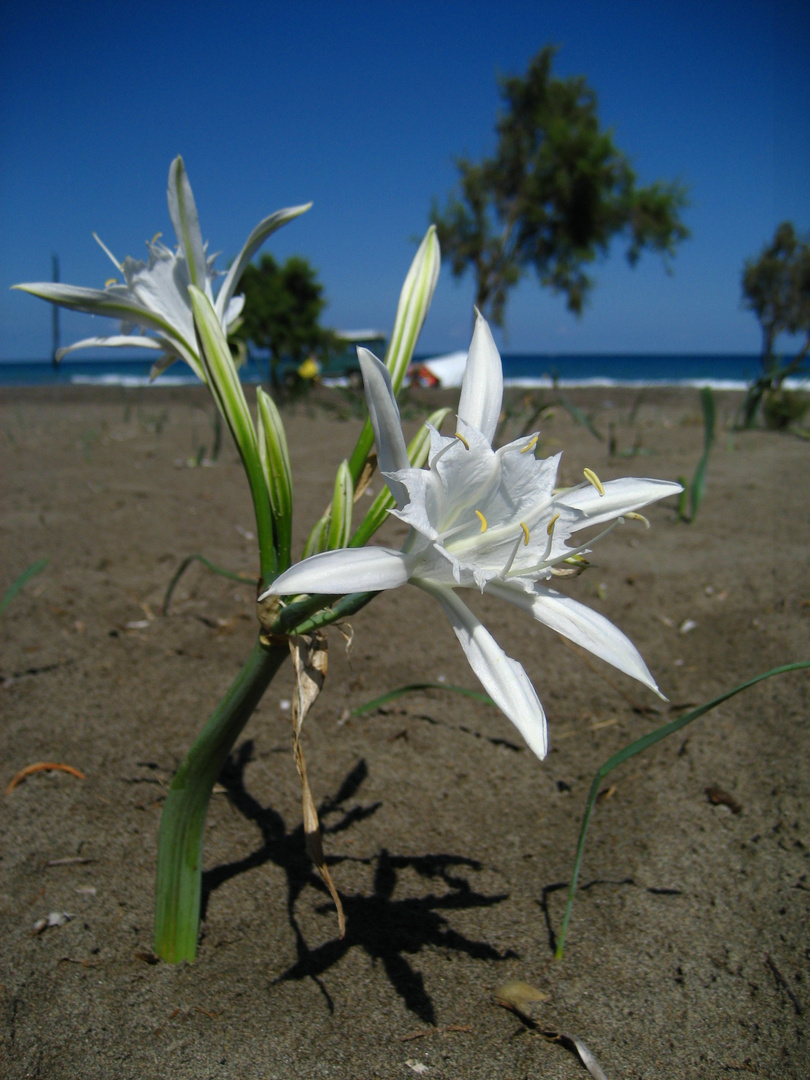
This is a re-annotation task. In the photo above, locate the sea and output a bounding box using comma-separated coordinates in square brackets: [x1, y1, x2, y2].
[0, 353, 769, 390]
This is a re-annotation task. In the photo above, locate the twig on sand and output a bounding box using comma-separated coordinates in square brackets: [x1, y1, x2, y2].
[6, 762, 86, 795]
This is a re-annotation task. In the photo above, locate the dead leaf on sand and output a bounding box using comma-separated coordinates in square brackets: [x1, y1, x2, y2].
[493, 979, 610, 1079]
[705, 785, 742, 814]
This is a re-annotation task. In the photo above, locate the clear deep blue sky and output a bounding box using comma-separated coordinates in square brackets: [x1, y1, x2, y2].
[2, 0, 808, 360]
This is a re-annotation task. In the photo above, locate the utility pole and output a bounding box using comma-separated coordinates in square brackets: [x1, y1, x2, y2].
[51, 254, 60, 365]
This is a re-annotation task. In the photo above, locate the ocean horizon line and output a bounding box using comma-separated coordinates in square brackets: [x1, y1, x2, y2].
[1, 351, 804, 394]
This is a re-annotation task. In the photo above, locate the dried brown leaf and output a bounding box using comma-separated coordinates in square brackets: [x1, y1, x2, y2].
[493, 981, 611, 1079]
[353, 454, 377, 501]
[492, 980, 550, 1015]
[557, 1031, 610, 1080]
[289, 634, 345, 936]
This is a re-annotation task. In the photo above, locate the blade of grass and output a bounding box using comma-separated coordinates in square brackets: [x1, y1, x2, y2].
[558, 395, 604, 441]
[689, 386, 716, 521]
[554, 660, 810, 959]
[0, 558, 48, 616]
[163, 554, 257, 615]
[352, 682, 495, 715]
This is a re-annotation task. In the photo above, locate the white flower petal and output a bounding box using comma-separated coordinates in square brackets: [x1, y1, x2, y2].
[215, 203, 311, 323]
[358, 348, 410, 506]
[14, 281, 168, 329]
[486, 580, 663, 696]
[416, 579, 548, 759]
[121, 251, 196, 343]
[54, 334, 164, 362]
[457, 310, 503, 443]
[260, 546, 411, 599]
[560, 477, 683, 529]
[16, 158, 308, 384]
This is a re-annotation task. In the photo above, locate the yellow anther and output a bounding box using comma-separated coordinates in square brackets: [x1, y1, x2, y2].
[520, 435, 539, 454]
[151, 232, 163, 244]
[105, 278, 118, 287]
[475, 509, 488, 532]
[520, 522, 530, 545]
[625, 511, 650, 529]
[455, 431, 470, 450]
[583, 467, 605, 496]
[546, 512, 560, 536]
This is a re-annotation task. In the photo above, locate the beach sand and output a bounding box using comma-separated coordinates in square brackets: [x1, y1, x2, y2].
[1, 383, 808, 1079]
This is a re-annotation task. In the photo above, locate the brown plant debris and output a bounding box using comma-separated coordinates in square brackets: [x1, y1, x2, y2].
[289, 632, 346, 937]
[705, 785, 742, 813]
[6, 762, 87, 795]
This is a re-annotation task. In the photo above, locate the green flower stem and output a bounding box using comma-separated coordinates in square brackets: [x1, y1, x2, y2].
[288, 591, 379, 635]
[154, 637, 288, 962]
[554, 660, 810, 961]
[270, 590, 379, 637]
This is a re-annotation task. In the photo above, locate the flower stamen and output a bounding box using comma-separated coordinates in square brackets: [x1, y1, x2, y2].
[625, 511, 650, 529]
[455, 432, 470, 450]
[475, 510, 488, 532]
[437, 520, 471, 541]
[105, 278, 118, 287]
[520, 435, 539, 454]
[520, 521, 530, 545]
[511, 517, 623, 579]
[501, 534, 523, 576]
[541, 512, 560, 562]
[583, 467, 605, 496]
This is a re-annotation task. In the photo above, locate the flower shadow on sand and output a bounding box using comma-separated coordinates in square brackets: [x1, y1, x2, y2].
[202, 740, 517, 1022]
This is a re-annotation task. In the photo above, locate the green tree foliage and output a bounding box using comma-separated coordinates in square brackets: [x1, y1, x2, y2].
[431, 46, 689, 328]
[235, 253, 336, 389]
[740, 221, 810, 427]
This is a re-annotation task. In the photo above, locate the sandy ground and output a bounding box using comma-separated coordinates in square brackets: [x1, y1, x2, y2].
[1, 382, 808, 1079]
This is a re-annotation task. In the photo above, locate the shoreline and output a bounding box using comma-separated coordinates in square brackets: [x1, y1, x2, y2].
[0, 373, 767, 393]
[0, 380, 747, 409]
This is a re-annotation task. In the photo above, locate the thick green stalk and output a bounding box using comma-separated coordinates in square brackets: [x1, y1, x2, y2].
[154, 638, 288, 962]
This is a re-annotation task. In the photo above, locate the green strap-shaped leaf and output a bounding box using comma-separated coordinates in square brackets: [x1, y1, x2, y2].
[386, 225, 441, 394]
[302, 515, 331, 559]
[189, 285, 276, 584]
[348, 226, 441, 482]
[167, 157, 207, 292]
[256, 388, 294, 571]
[216, 204, 312, 323]
[689, 385, 716, 521]
[327, 460, 354, 550]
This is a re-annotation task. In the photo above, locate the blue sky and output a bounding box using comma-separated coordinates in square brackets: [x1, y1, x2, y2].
[2, 0, 808, 360]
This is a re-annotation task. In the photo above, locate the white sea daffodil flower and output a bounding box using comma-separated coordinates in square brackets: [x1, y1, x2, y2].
[15, 157, 310, 381]
[261, 313, 682, 760]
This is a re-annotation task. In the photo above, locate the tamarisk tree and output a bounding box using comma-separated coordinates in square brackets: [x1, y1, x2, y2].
[236, 253, 337, 390]
[740, 222, 810, 427]
[431, 45, 689, 329]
